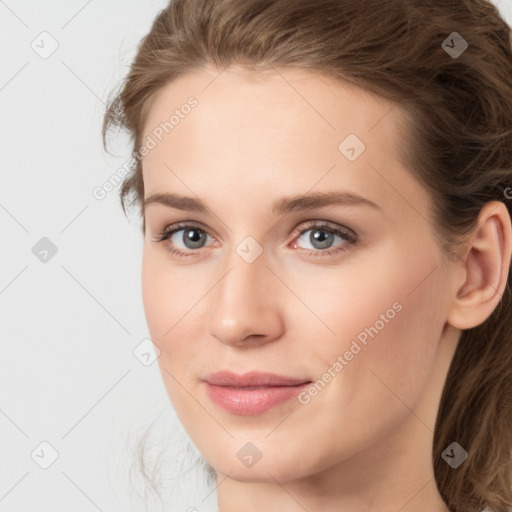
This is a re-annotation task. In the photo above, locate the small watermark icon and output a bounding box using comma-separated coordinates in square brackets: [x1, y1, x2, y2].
[31, 441, 59, 469]
[236, 236, 263, 263]
[338, 133, 366, 161]
[31, 31, 59, 59]
[133, 338, 160, 366]
[32, 237, 58, 263]
[236, 442, 263, 468]
[441, 32, 468, 59]
[441, 442, 468, 469]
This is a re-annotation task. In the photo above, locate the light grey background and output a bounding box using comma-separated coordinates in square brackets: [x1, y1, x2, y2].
[1, 1, 217, 511]
[1, 1, 511, 511]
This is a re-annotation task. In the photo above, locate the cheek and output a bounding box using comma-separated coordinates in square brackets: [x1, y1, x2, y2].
[141, 246, 206, 375]
[141, 246, 196, 339]
[141, 251, 169, 339]
[310, 249, 445, 418]
[287, 249, 437, 347]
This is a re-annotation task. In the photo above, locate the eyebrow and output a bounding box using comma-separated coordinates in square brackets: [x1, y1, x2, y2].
[143, 191, 381, 216]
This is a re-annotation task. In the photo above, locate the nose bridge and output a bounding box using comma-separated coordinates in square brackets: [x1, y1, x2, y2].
[207, 241, 281, 346]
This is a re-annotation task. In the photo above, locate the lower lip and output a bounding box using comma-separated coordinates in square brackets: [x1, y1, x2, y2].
[204, 382, 311, 415]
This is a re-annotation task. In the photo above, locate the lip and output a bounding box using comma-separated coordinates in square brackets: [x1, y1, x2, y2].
[203, 371, 312, 415]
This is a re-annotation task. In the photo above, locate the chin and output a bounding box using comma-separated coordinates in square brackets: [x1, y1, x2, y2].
[215, 462, 301, 482]
[208, 445, 320, 483]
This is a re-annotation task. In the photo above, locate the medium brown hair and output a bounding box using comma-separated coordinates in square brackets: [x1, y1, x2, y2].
[102, 1, 512, 510]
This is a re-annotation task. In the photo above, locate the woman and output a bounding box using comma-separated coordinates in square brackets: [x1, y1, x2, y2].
[103, 0, 512, 511]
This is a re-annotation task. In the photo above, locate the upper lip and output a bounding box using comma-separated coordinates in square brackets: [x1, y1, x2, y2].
[203, 371, 311, 387]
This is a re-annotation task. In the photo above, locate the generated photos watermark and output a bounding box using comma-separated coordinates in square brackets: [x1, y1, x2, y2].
[93, 96, 198, 201]
[298, 301, 403, 405]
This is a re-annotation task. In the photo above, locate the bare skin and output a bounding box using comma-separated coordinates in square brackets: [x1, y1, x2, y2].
[139, 65, 512, 512]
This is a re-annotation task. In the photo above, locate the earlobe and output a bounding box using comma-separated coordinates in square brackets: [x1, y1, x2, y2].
[447, 201, 512, 331]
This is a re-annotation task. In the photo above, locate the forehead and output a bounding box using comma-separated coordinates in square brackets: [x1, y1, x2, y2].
[141, 65, 406, 157]
[140, 66, 429, 224]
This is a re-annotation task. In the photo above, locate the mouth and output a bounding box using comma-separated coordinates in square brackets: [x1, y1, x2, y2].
[202, 371, 312, 415]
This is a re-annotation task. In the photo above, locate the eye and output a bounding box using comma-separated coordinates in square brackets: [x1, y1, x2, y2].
[152, 220, 358, 259]
[152, 223, 214, 257]
[290, 221, 357, 257]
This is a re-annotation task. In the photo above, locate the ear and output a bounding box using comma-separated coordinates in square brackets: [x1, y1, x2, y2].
[447, 201, 512, 330]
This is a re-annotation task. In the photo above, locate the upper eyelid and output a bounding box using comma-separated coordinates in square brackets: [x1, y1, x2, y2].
[161, 219, 352, 236]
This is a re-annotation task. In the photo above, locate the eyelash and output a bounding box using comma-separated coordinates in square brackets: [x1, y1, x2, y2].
[152, 221, 358, 259]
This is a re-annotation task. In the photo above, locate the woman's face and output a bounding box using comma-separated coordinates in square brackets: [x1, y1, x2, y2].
[140, 66, 461, 482]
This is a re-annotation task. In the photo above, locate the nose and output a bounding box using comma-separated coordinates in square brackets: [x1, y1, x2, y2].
[206, 246, 284, 348]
